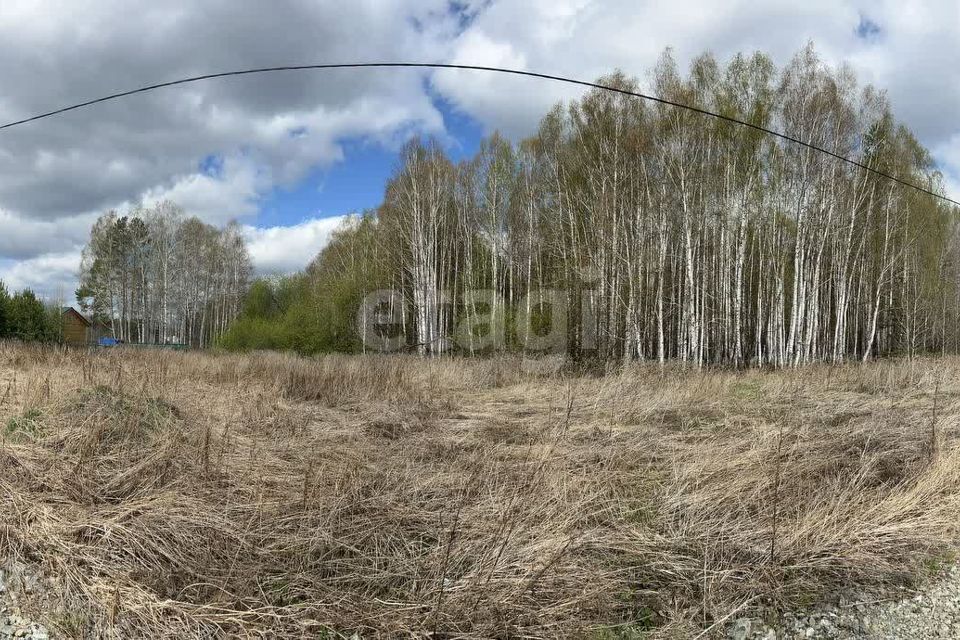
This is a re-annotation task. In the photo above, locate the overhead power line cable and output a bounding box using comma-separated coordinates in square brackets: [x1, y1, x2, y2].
[0, 62, 956, 207]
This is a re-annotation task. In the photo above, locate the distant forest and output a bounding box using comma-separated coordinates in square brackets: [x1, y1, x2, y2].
[220, 45, 959, 365]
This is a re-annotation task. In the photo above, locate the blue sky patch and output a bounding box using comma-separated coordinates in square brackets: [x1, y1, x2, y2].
[255, 98, 485, 228]
[198, 154, 224, 178]
[855, 15, 882, 41]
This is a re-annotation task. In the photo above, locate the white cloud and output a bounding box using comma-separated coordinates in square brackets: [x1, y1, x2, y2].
[243, 216, 350, 275]
[141, 155, 267, 225]
[0, 250, 83, 300]
[0, 211, 95, 260]
[0, 0, 453, 246]
[434, 0, 855, 136]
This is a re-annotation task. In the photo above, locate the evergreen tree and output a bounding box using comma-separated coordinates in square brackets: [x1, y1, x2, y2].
[0, 281, 9, 338]
[8, 290, 50, 341]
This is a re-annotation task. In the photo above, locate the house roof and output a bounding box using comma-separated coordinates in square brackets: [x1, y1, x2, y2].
[62, 307, 91, 327]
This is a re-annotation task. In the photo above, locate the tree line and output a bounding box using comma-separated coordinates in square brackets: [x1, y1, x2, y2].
[0, 282, 61, 343]
[218, 214, 381, 354]
[77, 201, 251, 348]
[221, 44, 960, 365]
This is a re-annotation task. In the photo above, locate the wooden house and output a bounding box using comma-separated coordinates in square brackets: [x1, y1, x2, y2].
[61, 307, 92, 345]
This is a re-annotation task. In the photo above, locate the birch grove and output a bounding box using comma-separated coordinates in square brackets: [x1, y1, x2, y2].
[78, 201, 251, 347]
[342, 45, 960, 365]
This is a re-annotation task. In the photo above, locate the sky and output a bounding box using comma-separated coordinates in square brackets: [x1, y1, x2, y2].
[0, 0, 958, 299]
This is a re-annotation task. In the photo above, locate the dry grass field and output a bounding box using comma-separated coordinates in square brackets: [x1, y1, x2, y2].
[1, 343, 960, 638]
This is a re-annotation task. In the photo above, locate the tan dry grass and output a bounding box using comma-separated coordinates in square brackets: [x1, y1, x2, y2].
[1, 343, 960, 638]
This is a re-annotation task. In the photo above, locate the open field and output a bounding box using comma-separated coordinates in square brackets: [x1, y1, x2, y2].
[2, 344, 960, 638]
